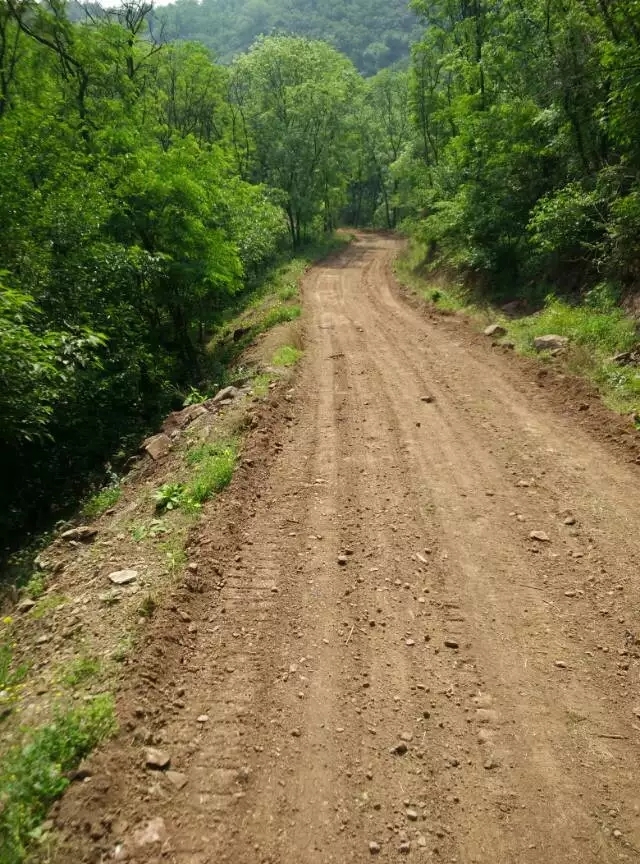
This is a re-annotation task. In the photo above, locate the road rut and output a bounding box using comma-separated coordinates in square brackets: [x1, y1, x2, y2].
[58, 233, 640, 864]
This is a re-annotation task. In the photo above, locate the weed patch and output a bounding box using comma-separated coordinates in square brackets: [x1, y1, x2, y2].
[60, 655, 101, 689]
[0, 626, 29, 720]
[184, 442, 238, 506]
[0, 695, 116, 864]
[260, 304, 302, 331]
[272, 345, 302, 367]
[82, 486, 121, 519]
[30, 594, 67, 620]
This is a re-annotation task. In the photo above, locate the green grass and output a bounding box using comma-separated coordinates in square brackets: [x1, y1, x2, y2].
[0, 696, 116, 864]
[0, 632, 29, 720]
[394, 243, 467, 313]
[30, 593, 67, 620]
[277, 281, 298, 301]
[508, 298, 639, 412]
[24, 573, 46, 600]
[252, 373, 272, 397]
[82, 486, 121, 519]
[508, 298, 636, 356]
[272, 345, 302, 367]
[260, 304, 302, 331]
[184, 441, 238, 506]
[60, 655, 101, 688]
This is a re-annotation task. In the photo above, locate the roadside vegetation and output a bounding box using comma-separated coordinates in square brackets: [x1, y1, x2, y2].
[0, 214, 326, 864]
[397, 241, 640, 415]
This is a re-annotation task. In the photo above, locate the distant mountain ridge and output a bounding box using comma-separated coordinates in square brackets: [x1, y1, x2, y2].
[150, 0, 419, 75]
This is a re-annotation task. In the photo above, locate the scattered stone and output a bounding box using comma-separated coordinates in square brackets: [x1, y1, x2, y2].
[405, 639, 415, 647]
[145, 748, 171, 770]
[421, 396, 434, 404]
[416, 553, 430, 565]
[291, 728, 302, 737]
[400, 731, 413, 742]
[563, 516, 576, 526]
[17, 598, 36, 613]
[529, 531, 550, 542]
[554, 660, 567, 669]
[613, 829, 622, 839]
[444, 639, 459, 649]
[534, 334, 569, 352]
[61, 525, 98, 542]
[483, 758, 499, 770]
[143, 433, 171, 460]
[337, 555, 349, 566]
[399, 841, 411, 853]
[484, 323, 507, 338]
[369, 841, 381, 855]
[406, 809, 418, 822]
[166, 771, 188, 790]
[133, 817, 167, 847]
[197, 715, 209, 724]
[391, 741, 408, 756]
[108, 569, 138, 586]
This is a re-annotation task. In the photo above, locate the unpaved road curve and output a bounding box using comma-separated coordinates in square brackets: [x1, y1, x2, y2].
[58, 234, 640, 863]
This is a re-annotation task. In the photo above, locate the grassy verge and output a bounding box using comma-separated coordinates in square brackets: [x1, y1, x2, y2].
[0, 696, 116, 864]
[395, 241, 640, 415]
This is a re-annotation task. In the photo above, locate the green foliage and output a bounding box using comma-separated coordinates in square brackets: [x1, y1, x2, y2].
[510, 299, 637, 358]
[403, 0, 640, 305]
[0, 5, 297, 555]
[0, 627, 29, 720]
[272, 345, 303, 367]
[24, 573, 46, 600]
[184, 442, 238, 506]
[82, 486, 121, 519]
[0, 696, 116, 864]
[260, 305, 302, 330]
[60, 655, 101, 688]
[153, 483, 185, 513]
[154, 0, 420, 76]
[230, 36, 360, 246]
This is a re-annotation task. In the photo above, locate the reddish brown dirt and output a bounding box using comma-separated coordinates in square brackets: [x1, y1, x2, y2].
[55, 233, 640, 864]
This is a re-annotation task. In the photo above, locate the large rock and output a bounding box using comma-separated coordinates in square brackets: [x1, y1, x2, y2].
[108, 569, 138, 585]
[534, 334, 568, 352]
[211, 385, 239, 404]
[484, 323, 507, 338]
[133, 818, 167, 847]
[143, 433, 171, 460]
[162, 404, 208, 434]
[61, 526, 98, 542]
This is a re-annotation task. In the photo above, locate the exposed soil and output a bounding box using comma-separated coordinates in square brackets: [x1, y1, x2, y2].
[54, 233, 640, 864]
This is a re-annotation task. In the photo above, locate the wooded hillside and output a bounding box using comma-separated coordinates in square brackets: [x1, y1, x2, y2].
[151, 0, 419, 75]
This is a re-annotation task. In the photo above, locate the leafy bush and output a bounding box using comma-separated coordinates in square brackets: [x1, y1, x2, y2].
[153, 483, 185, 512]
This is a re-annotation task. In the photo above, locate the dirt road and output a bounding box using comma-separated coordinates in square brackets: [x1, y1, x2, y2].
[58, 234, 640, 863]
